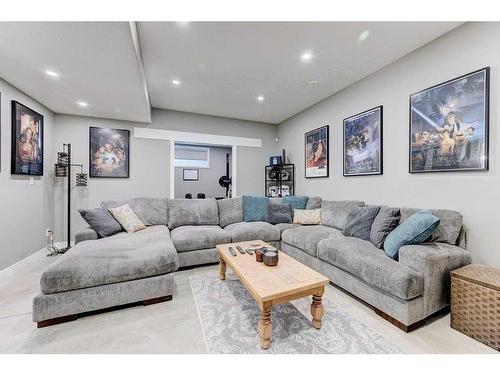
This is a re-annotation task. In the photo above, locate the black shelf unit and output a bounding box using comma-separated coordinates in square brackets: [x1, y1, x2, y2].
[265, 163, 295, 197]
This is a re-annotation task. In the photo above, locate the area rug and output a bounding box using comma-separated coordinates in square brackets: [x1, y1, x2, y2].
[189, 270, 404, 354]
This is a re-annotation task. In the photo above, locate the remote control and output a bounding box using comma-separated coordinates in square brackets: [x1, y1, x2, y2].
[228, 247, 237, 256]
[245, 249, 254, 255]
[236, 245, 245, 254]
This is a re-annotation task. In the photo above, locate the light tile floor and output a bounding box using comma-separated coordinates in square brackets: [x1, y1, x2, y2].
[0, 250, 496, 354]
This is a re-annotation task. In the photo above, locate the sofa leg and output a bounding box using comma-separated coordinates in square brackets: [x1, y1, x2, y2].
[36, 295, 173, 328]
[374, 308, 426, 333]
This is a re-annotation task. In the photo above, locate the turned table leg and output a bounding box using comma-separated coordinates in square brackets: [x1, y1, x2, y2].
[259, 303, 272, 349]
[311, 287, 325, 329]
[219, 256, 226, 280]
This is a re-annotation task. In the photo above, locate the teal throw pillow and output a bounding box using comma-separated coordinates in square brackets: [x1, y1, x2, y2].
[384, 210, 440, 260]
[282, 196, 308, 210]
[242, 195, 269, 222]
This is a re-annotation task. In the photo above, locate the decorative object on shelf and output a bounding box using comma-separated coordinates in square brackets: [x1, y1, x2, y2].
[305, 125, 329, 178]
[54, 143, 88, 253]
[11, 100, 44, 176]
[265, 163, 295, 197]
[89, 127, 129, 178]
[410, 67, 489, 173]
[343, 106, 383, 176]
[269, 155, 282, 165]
[183, 168, 199, 181]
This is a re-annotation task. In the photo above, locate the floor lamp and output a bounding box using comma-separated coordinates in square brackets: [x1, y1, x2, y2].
[54, 143, 87, 253]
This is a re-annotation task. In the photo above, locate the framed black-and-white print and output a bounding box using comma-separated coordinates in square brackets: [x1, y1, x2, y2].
[409, 67, 489, 173]
[343, 106, 383, 176]
[305, 125, 329, 178]
[89, 127, 130, 178]
[11, 101, 44, 176]
[183, 169, 199, 181]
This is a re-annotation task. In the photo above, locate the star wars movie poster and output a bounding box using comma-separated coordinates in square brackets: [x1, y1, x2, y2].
[89, 127, 129, 178]
[410, 68, 489, 172]
[305, 125, 329, 178]
[343, 106, 383, 176]
[11, 101, 44, 176]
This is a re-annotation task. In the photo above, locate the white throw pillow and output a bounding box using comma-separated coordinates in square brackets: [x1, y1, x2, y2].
[108, 204, 146, 233]
[293, 209, 322, 225]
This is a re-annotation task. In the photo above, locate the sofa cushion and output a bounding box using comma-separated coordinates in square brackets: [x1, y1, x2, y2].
[317, 236, 424, 300]
[242, 195, 269, 222]
[274, 223, 301, 234]
[370, 206, 401, 248]
[306, 196, 322, 210]
[282, 225, 342, 257]
[266, 201, 293, 224]
[167, 198, 219, 229]
[78, 207, 123, 238]
[217, 197, 243, 228]
[321, 200, 365, 230]
[343, 206, 380, 241]
[282, 196, 308, 210]
[101, 198, 168, 226]
[400, 207, 463, 245]
[224, 221, 280, 242]
[40, 225, 178, 294]
[384, 211, 440, 260]
[171, 225, 231, 253]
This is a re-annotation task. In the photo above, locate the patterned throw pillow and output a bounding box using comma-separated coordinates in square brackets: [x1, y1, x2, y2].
[293, 209, 322, 225]
[108, 204, 146, 233]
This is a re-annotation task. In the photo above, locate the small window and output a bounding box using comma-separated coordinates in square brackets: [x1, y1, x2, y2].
[175, 145, 210, 168]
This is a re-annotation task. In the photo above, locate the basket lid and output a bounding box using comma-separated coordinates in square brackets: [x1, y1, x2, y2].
[451, 264, 500, 291]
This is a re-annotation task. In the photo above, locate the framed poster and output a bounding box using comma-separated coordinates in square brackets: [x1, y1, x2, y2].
[305, 125, 329, 178]
[89, 127, 130, 178]
[409, 67, 489, 173]
[183, 169, 199, 181]
[11, 101, 44, 176]
[343, 106, 383, 176]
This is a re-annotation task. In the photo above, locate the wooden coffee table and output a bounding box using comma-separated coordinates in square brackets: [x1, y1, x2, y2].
[217, 240, 329, 349]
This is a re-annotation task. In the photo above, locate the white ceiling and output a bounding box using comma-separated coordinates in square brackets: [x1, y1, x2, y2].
[138, 22, 462, 123]
[0, 22, 151, 122]
[0, 22, 462, 124]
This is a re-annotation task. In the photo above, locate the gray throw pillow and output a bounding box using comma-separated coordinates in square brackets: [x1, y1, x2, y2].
[343, 206, 381, 241]
[266, 201, 293, 224]
[78, 207, 123, 238]
[370, 206, 401, 248]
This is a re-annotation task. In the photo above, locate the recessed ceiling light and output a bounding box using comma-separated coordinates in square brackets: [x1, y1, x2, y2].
[45, 70, 59, 78]
[358, 30, 371, 43]
[77, 101, 88, 108]
[172, 79, 181, 86]
[306, 80, 320, 87]
[257, 95, 265, 103]
[301, 52, 313, 62]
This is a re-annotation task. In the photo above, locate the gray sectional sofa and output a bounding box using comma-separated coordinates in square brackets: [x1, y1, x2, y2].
[33, 196, 471, 332]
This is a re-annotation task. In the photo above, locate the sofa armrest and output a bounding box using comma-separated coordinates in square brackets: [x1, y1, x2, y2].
[399, 242, 471, 316]
[74, 227, 99, 244]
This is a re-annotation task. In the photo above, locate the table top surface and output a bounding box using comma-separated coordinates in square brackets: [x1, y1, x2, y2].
[217, 240, 329, 304]
[451, 264, 500, 291]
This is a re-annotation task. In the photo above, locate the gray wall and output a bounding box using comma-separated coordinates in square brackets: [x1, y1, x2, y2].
[0, 78, 54, 270]
[53, 108, 277, 241]
[278, 22, 500, 266]
[174, 145, 231, 198]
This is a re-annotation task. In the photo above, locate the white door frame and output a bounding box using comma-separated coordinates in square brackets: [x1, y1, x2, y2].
[134, 127, 262, 198]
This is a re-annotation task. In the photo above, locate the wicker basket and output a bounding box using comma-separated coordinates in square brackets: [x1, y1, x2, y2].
[451, 264, 500, 351]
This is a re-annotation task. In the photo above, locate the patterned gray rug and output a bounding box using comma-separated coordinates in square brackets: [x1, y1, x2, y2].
[190, 270, 404, 354]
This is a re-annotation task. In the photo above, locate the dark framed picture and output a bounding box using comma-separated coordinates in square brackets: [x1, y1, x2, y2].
[409, 67, 489, 173]
[183, 169, 199, 181]
[305, 125, 329, 178]
[11, 101, 44, 176]
[343, 106, 383, 176]
[89, 127, 130, 178]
